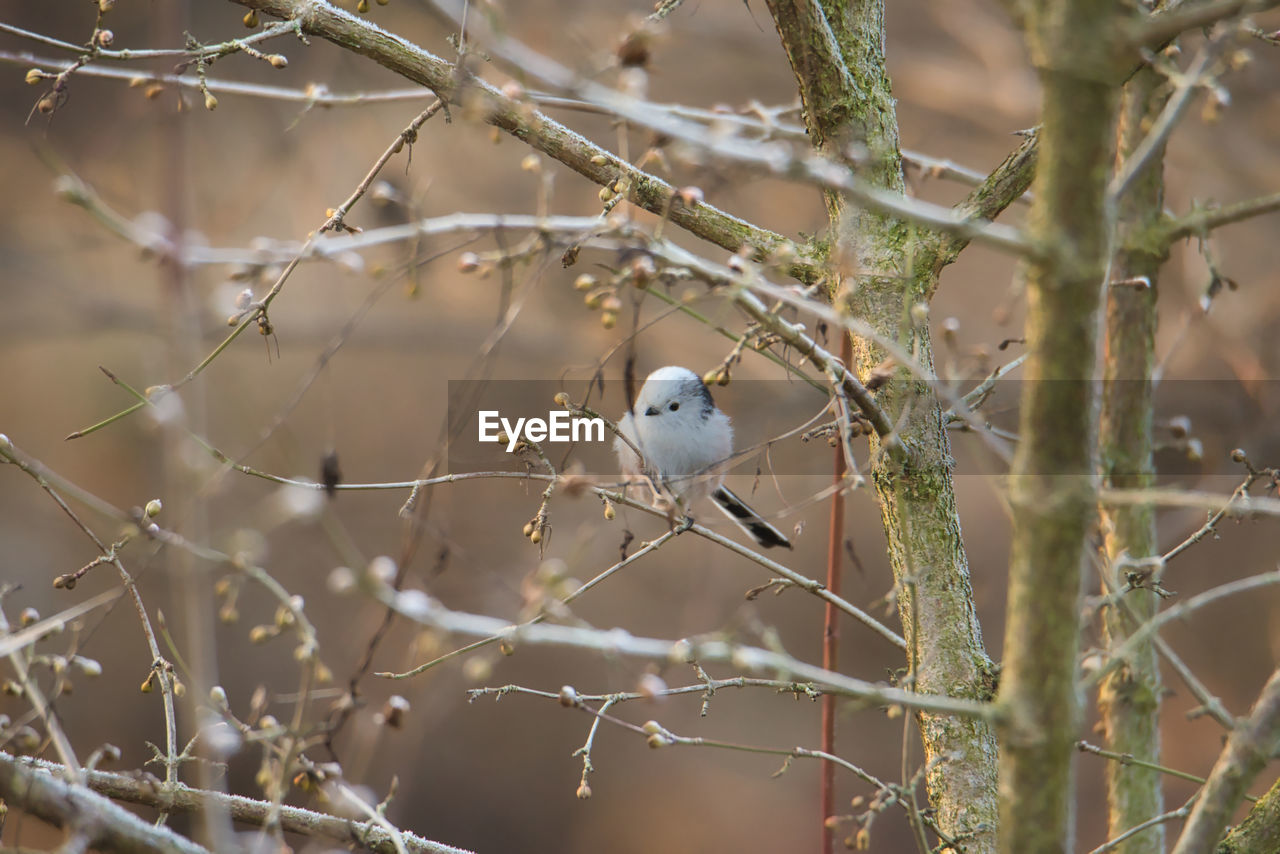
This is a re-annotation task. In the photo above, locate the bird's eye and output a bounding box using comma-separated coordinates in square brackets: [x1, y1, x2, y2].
[669, 401, 680, 412]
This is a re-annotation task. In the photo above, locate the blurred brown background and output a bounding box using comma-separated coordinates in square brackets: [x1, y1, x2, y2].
[1, 0, 1279, 851]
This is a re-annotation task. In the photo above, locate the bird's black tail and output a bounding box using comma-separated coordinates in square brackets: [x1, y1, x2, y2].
[712, 486, 792, 549]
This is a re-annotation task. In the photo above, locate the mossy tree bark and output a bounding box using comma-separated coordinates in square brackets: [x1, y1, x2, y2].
[998, 2, 1121, 852]
[1097, 59, 1168, 854]
[1217, 775, 1280, 854]
[764, 2, 1000, 850]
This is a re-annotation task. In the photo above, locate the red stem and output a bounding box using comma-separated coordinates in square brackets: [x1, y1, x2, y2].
[821, 332, 851, 854]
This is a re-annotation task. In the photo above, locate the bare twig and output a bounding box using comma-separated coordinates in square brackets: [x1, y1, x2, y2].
[1131, 0, 1280, 52]
[1088, 797, 1195, 854]
[373, 588, 978, 718]
[1171, 667, 1280, 854]
[2, 753, 471, 854]
[0, 436, 180, 785]
[1160, 191, 1280, 244]
[0, 604, 84, 781]
[1110, 43, 1221, 202]
[1086, 568, 1280, 689]
[0, 753, 210, 854]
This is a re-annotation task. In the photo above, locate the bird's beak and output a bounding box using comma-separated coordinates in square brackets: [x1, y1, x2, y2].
[644, 406, 660, 416]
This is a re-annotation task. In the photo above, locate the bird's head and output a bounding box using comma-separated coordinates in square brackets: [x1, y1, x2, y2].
[633, 366, 716, 424]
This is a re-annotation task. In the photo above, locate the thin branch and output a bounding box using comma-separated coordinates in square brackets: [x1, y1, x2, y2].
[373, 587, 984, 719]
[1102, 486, 1280, 517]
[1078, 741, 1253, 796]
[441, 0, 1035, 257]
[231, 0, 1033, 264]
[1171, 667, 1280, 854]
[228, 0, 812, 277]
[0, 436, 180, 785]
[0, 48, 427, 105]
[1088, 797, 1195, 854]
[1110, 43, 1220, 202]
[0, 588, 122, 659]
[929, 129, 1040, 278]
[0, 604, 84, 781]
[3, 48, 1019, 208]
[2, 753, 472, 854]
[1086, 568, 1280, 689]
[1162, 466, 1274, 566]
[0, 19, 299, 62]
[319, 100, 445, 234]
[1131, 0, 1280, 52]
[1153, 636, 1235, 729]
[1159, 191, 1280, 244]
[0, 753, 210, 854]
[393, 530, 678, 678]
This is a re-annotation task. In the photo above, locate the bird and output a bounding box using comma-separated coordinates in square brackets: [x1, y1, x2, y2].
[614, 366, 792, 549]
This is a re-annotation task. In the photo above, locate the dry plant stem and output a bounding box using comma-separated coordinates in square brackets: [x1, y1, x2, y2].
[1171, 667, 1280, 854]
[100, 453, 1280, 523]
[0, 440, 181, 787]
[694, 257, 1015, 461]
[5, 434, 326, 836]
[232, 0, 1033, 269]
[1087, 530, 1233, 733]
[760, 0, 1001, 846]
[0, 754, 209, 854]
[334, 250, 555, 750]
[998, 2, 1118, 851]
[1097, 51, 1169, 854]
[573, 695, 614, 795]
[0, 753, 471, 854]
[62, 155, 970, 467]
[538, 90, 1020, 199]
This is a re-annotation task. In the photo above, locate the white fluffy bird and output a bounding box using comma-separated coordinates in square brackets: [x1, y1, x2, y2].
[614, 366, 792, 549]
